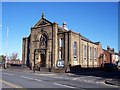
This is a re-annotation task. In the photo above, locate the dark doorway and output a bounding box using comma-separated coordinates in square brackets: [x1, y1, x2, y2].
[40, 50, 46, 67]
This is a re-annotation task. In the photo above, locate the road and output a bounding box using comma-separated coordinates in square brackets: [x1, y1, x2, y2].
[1, 68, 119, 90]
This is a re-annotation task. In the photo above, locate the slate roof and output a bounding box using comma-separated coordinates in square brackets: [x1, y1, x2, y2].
[81, 35, 91, 42]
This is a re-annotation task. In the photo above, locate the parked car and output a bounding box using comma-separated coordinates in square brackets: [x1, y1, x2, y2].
[103, 63, 118, 71]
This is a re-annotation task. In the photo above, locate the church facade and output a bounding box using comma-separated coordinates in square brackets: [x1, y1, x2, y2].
[22, 13, 103, 71]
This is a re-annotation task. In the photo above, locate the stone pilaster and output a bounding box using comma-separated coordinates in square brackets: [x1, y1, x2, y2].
[30, 29, 35, 69]
[22, 38, 25, 66]
[79, 34, 81, 66]
[92, 47, 94, 67]
[52, 22, 58, 68]
[25, 38, 28, 64]
[69, 31, 72, 66]
[22, 38, 28, 66]
[87, 43, 89, 68]
[64, 32, 68, 69]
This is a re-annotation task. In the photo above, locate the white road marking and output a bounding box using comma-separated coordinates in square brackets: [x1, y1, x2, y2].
[86, 80, 91, 82]
[3, 73, 14, 76]
[34, 74, 56, 76]
[54, 77, 58, 78]
[54, 83, 76, 88]
[72, 78, 79, 80]
[20, 76, 34, 80]
[58, 77, 63, 79]
[64, 78, 69, 79]
[96, 82, 100, 83]
[20, 76, 42, 82]
[34, 79, 42, 82]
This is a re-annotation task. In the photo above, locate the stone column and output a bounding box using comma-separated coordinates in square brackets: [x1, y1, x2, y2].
[46, 39, 52, 68]
[30, 29, 36, 70]
[52, 22, 58, 68]
[87, 43, 89, 68]
[68, 31, 71, 66]
[92, 47, 94, 67]
[22, 38, 25, 66]
[64, 32, 68, 70]
[25, 38, 28, 65]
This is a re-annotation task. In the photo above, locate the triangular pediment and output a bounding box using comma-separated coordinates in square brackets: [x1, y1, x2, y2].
[34, 18, 53, 27]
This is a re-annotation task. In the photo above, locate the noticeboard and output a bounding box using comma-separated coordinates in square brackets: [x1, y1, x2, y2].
[57, 60, 64, 68]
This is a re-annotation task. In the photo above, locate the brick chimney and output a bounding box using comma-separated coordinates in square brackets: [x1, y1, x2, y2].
[107, 46, 110, 51]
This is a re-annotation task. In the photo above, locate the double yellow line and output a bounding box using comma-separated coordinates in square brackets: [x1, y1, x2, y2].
[0, 79, 23, 88]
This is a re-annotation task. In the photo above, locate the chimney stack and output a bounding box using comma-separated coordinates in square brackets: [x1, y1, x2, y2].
[63, 22, 69, 30]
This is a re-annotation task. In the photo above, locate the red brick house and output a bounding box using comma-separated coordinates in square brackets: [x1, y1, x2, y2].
[99, 46, 114, 67]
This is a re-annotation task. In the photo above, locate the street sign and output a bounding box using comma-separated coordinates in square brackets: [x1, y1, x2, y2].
[57, 60, 64, 68]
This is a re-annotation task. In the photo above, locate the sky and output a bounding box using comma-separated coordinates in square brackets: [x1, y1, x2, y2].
[1, 2, 118, 60]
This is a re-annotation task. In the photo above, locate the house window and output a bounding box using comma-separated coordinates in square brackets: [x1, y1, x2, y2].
[90, 47, 92, 60]
[84, 45, 87, 59]
[74, 41, 77, 58]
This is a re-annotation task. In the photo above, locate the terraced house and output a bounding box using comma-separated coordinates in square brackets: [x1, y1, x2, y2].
[22, 13, 103, 72]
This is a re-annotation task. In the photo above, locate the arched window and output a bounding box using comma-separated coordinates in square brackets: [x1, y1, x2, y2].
[74, 41, 77, 58]
[90, 47, 92, 60]
[94, 48, 97, 60]
[40, 34, 47, 46]
[84, 45, 87, 59]
[59, 51, 62, 60]
[59, 38, 63, 47]
[59, 38, 63, 60]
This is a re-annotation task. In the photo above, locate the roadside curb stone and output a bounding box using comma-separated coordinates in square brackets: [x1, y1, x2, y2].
[105, 79, 120, 86]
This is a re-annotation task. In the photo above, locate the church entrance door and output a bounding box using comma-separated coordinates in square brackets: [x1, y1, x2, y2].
[40, 49, 46, 67]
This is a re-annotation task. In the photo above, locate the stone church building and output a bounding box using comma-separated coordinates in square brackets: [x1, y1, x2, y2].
[22, 13, 103, 72]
